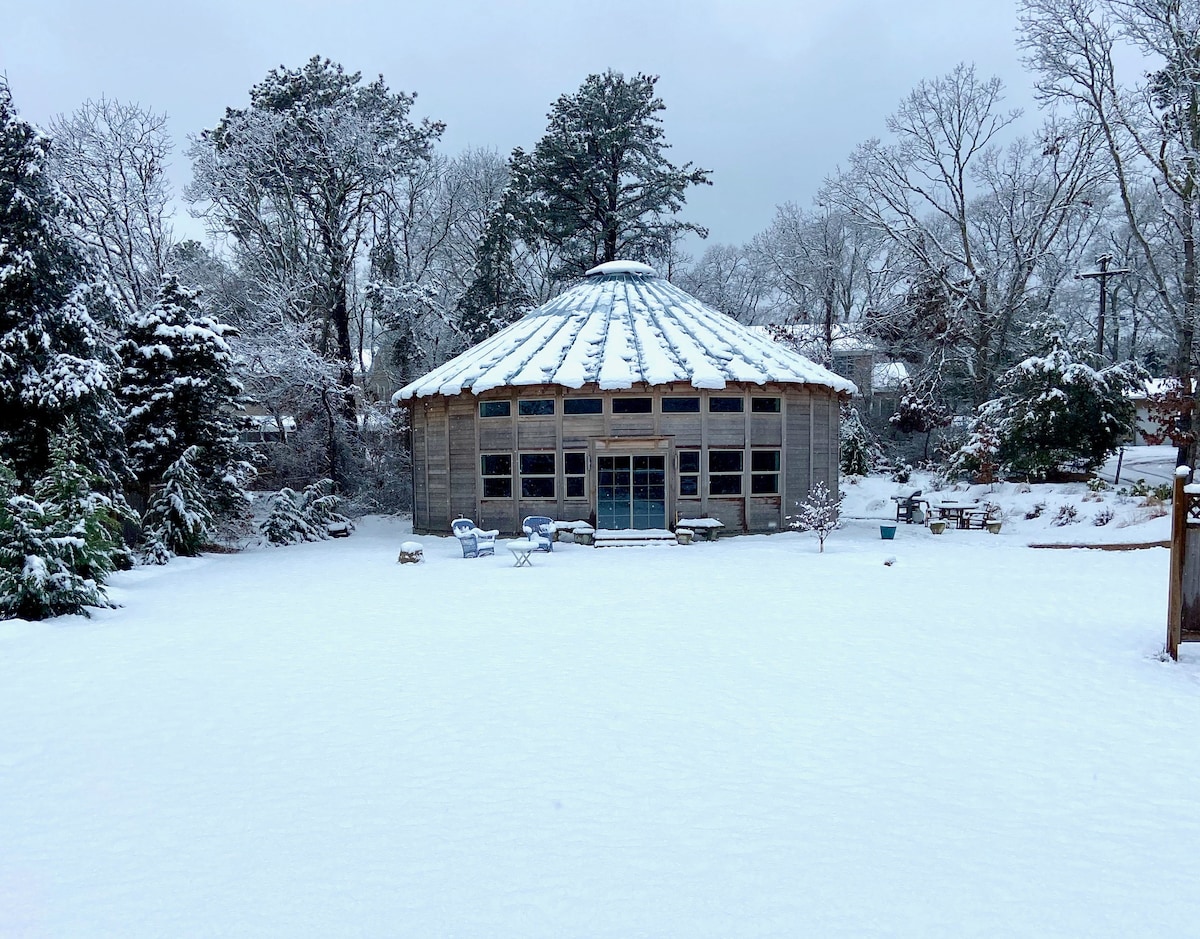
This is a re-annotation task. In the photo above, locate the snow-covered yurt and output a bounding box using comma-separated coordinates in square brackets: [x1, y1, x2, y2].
[394, 261, 856, 536]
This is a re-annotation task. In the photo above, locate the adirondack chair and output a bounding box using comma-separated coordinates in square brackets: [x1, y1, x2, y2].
[451, 517, 498, 558]
[522, 515, 555, 552]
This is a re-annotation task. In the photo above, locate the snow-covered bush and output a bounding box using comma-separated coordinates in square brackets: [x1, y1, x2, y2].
[1025, 501, 1046, 520]
[788, 481, 844, 553]
[1052, 504, 1079, 527]
[260, 479, 348, 546]
[1093, 507, 1115, 527]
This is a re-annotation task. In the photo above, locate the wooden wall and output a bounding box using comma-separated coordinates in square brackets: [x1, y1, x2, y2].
[406, 381, 842, 535]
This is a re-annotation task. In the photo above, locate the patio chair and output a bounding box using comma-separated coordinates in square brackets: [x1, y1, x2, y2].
[451, 517, 498, 558]
[896, 490, 925, 524]
[522, 515, 555, 552]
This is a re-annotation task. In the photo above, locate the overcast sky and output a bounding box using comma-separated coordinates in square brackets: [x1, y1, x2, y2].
[4, 0, 1037, 251]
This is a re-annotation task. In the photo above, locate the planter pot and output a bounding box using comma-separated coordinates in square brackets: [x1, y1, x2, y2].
[986, 521, 1003, 534]
[880, 524, 897, 540]
[675, 528, 694, 545]
[929, 520, 948, 535]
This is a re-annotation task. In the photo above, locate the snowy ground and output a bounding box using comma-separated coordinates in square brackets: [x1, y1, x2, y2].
[3, 462, 1200, 937]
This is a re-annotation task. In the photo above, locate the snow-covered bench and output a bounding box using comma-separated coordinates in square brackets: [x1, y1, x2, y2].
[676, 517, 724, 541]
[593, 528, 677, 547]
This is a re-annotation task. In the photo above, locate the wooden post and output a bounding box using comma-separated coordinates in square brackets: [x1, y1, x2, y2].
[1167, 466, 1190, 660]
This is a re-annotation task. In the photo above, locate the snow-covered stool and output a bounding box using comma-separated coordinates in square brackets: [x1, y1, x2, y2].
[397, 542, 424, 564]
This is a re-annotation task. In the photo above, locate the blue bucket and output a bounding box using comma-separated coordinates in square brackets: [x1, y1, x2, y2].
[880, 524, 897, 540]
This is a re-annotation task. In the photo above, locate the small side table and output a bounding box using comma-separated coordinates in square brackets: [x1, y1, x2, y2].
[506, 541, 537, 567]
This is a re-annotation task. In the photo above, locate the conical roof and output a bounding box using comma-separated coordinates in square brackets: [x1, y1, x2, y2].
[394, 260, 857, 401]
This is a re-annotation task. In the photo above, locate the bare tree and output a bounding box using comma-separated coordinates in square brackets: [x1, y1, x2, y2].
[48, 98, 174, 322]
[1020, 0, 1200, 460]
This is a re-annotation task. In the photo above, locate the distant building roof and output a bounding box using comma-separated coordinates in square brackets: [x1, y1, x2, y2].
[872, 360, 909, 392]
[395, 263, 857, 401]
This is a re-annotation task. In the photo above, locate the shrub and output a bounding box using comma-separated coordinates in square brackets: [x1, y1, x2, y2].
[1052, 504, 1079, 527]
[1025, 501, 1046, 520]
[1093, 507, 1115, 526]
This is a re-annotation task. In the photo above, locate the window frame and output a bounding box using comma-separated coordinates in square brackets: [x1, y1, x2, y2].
[479, 400, 511, 418]
[612, 397, 653, 414]
[518, 399, 555, 417]
[678, 449, 700, 497]
[750, 449, 781, 494]
[662, 396, 701, 413]
[708, 396, 745, 413]
[563, 398, 603, 415]
[480, 453, 513, 498]
[519, 451, 556, 499]
[708, 449, 744, 495]
[564, 451, 587, 499]
[751, 397, 781, 413]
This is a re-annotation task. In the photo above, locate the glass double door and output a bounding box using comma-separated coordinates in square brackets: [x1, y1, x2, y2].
[596, 455, 666, 530]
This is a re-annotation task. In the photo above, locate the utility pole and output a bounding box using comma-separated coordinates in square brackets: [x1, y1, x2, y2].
[1076, 254, 1130, 358]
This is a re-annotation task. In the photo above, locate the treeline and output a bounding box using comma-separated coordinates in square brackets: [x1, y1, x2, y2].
[1, 0, 1197, 617]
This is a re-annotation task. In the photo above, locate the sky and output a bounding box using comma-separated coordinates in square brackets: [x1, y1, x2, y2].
[3, 0, 1039, 252]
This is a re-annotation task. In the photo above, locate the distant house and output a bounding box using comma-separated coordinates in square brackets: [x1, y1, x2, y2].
[758, 323, 907, 420]
[393, 261, 856, 535]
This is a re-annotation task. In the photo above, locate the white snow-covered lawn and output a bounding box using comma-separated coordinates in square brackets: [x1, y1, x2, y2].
[3, 473, 1199, 937]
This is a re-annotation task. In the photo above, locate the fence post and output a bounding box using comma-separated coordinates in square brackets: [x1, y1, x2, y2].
[1168, 466, 1190, 660]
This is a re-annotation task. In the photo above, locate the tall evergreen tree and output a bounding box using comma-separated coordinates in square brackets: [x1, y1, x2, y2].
[142, 446, 213, 557]
[455, 193, 532, 344]
[0, 81, 123, 486]
[512, 70, 712, 276]
[117, 275, 246, 509]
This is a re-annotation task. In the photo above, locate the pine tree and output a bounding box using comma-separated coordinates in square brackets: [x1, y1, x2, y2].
[0, 81, 123, 487]
[142, 447, 213, 557]
[512, 70, 712, 275]
[455, 195, 531, 344]
[34, 422, 131, 581]
[975, 325, 1146, 478]
[0, 458, 112, 620]
[117, 275, 246, 509]
[840, 406, 877, 477]
[260, 479, 346, 545]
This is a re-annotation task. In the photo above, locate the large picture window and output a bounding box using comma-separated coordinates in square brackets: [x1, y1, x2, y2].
[751, 450, 780, 494]
[481, 454, 512, 498]
[520, 452, 555, 498]
[708, 450, 743, 495]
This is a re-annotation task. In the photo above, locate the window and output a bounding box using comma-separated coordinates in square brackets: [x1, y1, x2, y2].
[479, 401, 511, 418]
[678, 450, 700, 497]
[564, 398, 603, 415]
[662, 397, 700, 413]
[564, 451, 586, 498]
[520, 452, 555, 498]
[709, 396, 744, 413]
[612, 397, 652, 414]
[518, 399, 554, 416]
[752, 397, 781, 413]
[751, 450, 780, 494]
[481, 454, 512, 498]
[709, 450, 743, 495]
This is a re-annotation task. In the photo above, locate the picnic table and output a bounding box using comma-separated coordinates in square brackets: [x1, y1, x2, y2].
[928, 498, 994, 530]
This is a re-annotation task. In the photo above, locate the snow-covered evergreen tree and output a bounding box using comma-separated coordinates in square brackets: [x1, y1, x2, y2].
[117, 275, 246, 509]
[34, 422, 131, 580]
[260, 479, 347, 546]
[788, 481, 844, 553]
[974, 325, 1146, 478]
[142, 446, 213, 557]
[0, 81, 123, 487]
[840, 406, 877, 477]
[0, 458, 112, 621]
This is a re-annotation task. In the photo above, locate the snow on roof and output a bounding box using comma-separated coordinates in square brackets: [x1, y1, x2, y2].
[395, 264, 857, 401]
[872, 360, 908, 391]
